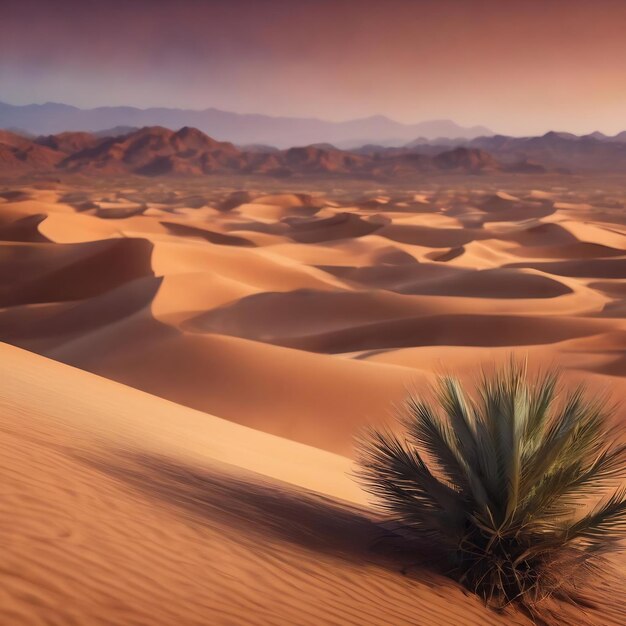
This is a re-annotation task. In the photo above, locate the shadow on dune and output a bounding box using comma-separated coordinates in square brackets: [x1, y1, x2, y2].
[379, 223, 484, 248]
[287, 212, 381, 243]
[161, 220, 257, 247]
[0, 276, 163, 351]
[0, 189, 32, 201]
[0, 237, 155, 307]
[185, 306, 606, 353]
[352, 347, 402, 360]
[92, 453, 624, 626]
[86, 450, 444, 583]
[318, 264, 573, 299]
[504, 258, 626, 279]
[0, 213, 51, 242]
[478, 203, 555, 224]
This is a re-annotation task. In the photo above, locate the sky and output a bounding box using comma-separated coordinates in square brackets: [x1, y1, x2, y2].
[1, 0, 626, 135]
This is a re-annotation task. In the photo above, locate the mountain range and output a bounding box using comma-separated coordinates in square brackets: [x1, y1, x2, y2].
[4, 124, 626, 179]
[354, 131, 626, 173]
[0, 102, 492, 148]
[0, 126, 513, 178]
[400, 131, 626, 171]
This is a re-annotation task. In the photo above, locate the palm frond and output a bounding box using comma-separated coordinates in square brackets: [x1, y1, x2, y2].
[518, 443, 626, 529]
[474, 361, 529, 523]
[403, 396, 491, 511]
[520, 386, 603, 493]
[436, 376, 479, 465]
[562, 488, 626, 553]
[356, 361, 626, 608]
[524, 368, 559, 442]
[356, 428, 464, 539]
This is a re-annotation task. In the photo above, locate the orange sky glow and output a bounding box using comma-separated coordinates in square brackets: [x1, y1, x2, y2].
[1, 0, 625, 135]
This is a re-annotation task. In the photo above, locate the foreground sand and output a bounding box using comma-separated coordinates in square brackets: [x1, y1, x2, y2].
[0, 342, 524, 625]
[1, 175, 625, 623]
[4, 344, 625, 625]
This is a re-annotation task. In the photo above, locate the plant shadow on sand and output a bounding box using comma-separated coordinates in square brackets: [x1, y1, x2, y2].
[83, 450, 623, 626]
[86, 450, 446, 578]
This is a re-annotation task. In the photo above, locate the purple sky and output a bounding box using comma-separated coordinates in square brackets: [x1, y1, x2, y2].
[2, 0, 626, 134]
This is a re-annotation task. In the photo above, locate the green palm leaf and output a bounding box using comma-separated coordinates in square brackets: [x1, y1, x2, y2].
[562, 488, 626, 552]
[357, 361, 626, 608]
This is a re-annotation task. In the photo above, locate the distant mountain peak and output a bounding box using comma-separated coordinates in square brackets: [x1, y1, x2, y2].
[541, 131, 578, 140]
[582, 131, 608, 141]
[353, 114, 395, 123]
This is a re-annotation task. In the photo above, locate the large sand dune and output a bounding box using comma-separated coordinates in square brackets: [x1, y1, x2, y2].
[1, 342, 534, 625]
[1, 175, 625, 623]
[3, 343, 624, 625]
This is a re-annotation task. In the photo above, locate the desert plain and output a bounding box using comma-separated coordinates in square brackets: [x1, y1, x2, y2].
[1, 171, 625, 625]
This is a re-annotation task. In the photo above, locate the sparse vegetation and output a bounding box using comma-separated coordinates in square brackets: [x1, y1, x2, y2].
[357, 362, 626, 609]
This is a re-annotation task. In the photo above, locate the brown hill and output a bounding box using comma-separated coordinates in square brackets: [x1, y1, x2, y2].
[432, 147, 499, 172]
[463, 132, 626, 171]
[0, 130, 64, 172]
[283, 145, 370, 174]
[0, 129, 34, 149]
[36, 131, 104, 154]
[60, 126, 243, 175]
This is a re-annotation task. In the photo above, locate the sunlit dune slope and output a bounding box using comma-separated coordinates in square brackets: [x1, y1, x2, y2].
[1, 342, 535, 626]
[1, 180, 625, 456]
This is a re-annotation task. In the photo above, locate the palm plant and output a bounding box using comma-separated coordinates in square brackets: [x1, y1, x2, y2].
[357, 361, 626, 607]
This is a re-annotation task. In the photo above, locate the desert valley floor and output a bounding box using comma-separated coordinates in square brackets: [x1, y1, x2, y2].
[1, 173, 625, 625]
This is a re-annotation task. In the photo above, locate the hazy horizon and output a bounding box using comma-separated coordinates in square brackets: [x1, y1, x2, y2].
[1, 98, 489, 125]
[3, 98, 499, 135]
[1, 99, 622, 139]
[3, 0, 626, 137]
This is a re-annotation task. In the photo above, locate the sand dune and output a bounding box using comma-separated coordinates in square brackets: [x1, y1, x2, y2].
[1, 177, 625, 624]
[506, 257, 626, 279]
[0, 212, 49, 242]
[1, 180, 624, 453]
[161, 220, 257, 247]
[44, 317, 412, 454]
[2, 334, 623, 626]
[320, 264, 574, 298]
[233, 313, 612, 354]
[0, 237, 154, 307]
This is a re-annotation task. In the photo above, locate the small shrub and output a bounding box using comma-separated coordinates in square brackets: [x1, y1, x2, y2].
[357, 362, 626, 608]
